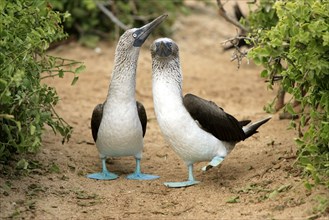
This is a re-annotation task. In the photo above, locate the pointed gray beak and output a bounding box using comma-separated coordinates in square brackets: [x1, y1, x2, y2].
[155, 41, 172, 57]
[133, 14, 168, 47]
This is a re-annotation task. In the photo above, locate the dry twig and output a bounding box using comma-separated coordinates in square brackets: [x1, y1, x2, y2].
[222, 32, 251, 68]
[216, 0, 249, 33]
[96, 2, 130, 31]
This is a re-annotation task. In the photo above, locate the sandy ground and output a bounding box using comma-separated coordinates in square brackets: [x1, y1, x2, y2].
[1, 1, 328, 219]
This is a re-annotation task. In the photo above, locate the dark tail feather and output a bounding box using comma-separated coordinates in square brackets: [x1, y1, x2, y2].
[243, 116, 272, 139]
[239, 120, 251, 127]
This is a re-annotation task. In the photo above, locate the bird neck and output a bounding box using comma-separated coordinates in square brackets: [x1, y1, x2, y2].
[152, 58, 184, 111]
[152, 58, 183, 92]
[107, 47, 140, 101]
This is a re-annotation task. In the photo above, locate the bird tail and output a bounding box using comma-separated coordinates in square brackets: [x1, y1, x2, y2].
[243, 116, 272, 139]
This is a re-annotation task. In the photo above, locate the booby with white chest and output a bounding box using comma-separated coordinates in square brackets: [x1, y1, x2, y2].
[88, 15, 167, 181]
[150, 38, 271, 187]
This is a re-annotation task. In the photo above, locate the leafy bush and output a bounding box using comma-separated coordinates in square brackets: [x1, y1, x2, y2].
[49, 0, 187, 47]
[0, 1, 84, 162]
[246, 0, 329, 187]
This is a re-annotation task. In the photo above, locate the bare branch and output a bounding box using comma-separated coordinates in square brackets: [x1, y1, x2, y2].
[96, 2, 130, 31]
[222, 31, 251, 68]
[216, 0, 249, 33]
[132, 15, 154, 22]
[230, 47, 250, 69]
[221, 36, 253, 46]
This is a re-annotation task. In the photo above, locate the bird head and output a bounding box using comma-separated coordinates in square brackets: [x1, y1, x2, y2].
[150, 38, 182, 86]
[150, 38, 179, 59]
[117, 14, 167, 51]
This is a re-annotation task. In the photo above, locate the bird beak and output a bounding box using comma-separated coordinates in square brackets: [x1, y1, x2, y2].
[155, 41, 172, 57]
[133, 14, 168, 47]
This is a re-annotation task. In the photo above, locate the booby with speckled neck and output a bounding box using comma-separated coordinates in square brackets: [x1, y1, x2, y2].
[150, 38, 271, 187]
[88, 15, 167, 181]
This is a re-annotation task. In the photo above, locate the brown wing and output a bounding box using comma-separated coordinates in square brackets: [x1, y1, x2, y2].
[183, 93, 246, 142]
[136, 101, 147, 137]
[91, 103, 104, 142]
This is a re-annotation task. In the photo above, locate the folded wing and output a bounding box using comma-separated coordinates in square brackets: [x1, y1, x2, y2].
[183, 93, 246, 142]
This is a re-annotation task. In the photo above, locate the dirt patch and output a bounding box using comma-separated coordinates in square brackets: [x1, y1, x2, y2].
[1, 2, 328, 219]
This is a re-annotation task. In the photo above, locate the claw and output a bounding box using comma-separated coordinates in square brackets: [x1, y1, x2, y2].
[202, 156, 225, 171]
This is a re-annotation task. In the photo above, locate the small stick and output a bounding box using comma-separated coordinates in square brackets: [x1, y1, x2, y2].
[96, 2, 130, 31]
[216, 0, 249, 33]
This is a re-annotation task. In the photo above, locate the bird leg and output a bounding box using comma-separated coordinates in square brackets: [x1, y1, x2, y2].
[126, 158, 159, 180]
[164, 164, 200, 188]
[87, 158, 119, 180]
[202, 156, 225, 171]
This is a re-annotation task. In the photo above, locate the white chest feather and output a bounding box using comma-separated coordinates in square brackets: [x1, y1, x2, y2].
[96, 100, 143, 158]
[152, 79, 227, 165]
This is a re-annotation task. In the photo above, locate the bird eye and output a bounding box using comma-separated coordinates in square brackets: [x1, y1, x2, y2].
[132, 33, 137, 38]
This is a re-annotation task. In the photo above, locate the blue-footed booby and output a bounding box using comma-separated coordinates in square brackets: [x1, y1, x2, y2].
[150, 38, 271, 187]
[88, 15, 167, 181]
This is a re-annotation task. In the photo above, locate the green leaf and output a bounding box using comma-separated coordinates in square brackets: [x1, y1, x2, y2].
[268, 190, 279, 199]
[0, 114, 14, 119]
[304, 181, 313, 190]
[30, 125, 36, 135]
[285, 104, 295, 115]
[226, 196, 240, 203]
[63, 11, 71, 19]
[75, 65, 86, 74]
[49, 163, 61, 174]
[16, 159, 29, 170]
[260, 69, 268, 78]
[58, 69, 64, 78]
[277, 184, 292, 192]
[71, 76, 79, 86]
[0, 79, 7, 90]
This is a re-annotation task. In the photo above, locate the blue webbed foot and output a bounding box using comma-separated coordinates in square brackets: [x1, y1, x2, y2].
[164, 180, 200, 188]
[164, 164, 199, 187]
[202, 156, 225, 171]
[87, 171, 118, 180]
[127, 173, 159, 180]
[87, 158, 118, 180]
[127, 158, 159, 180]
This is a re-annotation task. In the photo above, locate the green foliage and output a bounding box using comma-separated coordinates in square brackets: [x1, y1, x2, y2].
[49, 0, 187, 47]
[246, 0, 279, 31]
[247, 0, 329, 187]
[0, 0, 84, 162]
[313, 195, 329, 216]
